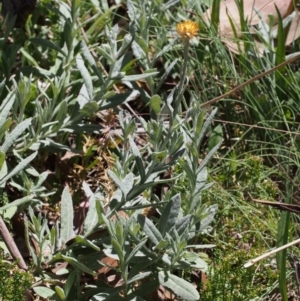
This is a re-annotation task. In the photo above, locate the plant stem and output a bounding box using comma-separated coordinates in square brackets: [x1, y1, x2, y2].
[0, 216, 28, 270]
[178, 39, 190, 111]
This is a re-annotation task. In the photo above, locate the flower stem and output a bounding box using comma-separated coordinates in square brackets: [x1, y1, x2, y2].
[178, 39, 190, 110]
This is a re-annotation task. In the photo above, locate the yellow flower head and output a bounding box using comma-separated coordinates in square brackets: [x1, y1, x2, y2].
[176, 20, 199, 40]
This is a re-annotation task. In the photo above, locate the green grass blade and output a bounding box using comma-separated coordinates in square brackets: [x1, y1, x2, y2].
[276, 186, 292, 301]
[210, 0, 220, 33]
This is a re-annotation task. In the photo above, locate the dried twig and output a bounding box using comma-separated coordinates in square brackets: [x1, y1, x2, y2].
[0, 216, 28, 270]
[244, 238, 300, 268]
[249, 193, 300, 214]
[200, 53, 300, 108]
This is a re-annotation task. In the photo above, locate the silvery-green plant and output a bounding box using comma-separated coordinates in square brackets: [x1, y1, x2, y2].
[0, 0, 163, 202]
[0, 1, 221, 300]
[30, 85, 220, 301]
[0, 82, 40, 208]
[125, 0, 183, 97]
[0, 0, 166, 152]
[28, 2, 219, 301]
[0, 79, 49, 265]
[14, 0, 159, 153]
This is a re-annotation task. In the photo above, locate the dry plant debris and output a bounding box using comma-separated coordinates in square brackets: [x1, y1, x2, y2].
[201, 0, 300, 54]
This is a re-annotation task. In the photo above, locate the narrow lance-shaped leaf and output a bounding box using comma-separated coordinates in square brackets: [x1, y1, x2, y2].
[126, 181, 157, 201]
[125, 238, 147, 266]
[127, 271, 152, 285]
[207, 124, 223, 151]
[30, 38, 67, 56]
[122, 71, 158, 82]
[111, 238, 124, 263]
[24, 217, 38, 266]
[138, 214, 163, 246]
[0, 151, 5, 170]
[194, 109, 205, 139]
[65, 270, 76, 297]
[0, 92, 14, 129]
[131, 41, 146, 61]
[61, 187, 75, 245]
[197, 140, 222, 173]
[158, 194, 181, 237]
[158, 271, 200, 301]
[95, 198, 105, 225]
[54, 100, 67, 129]
[60, 254, 97, 276]
[275, 5, 289, 100]
[210, 0, 221, 33]
[99, 90, 140, 110]
[199, 204, 218, 232]
[108, 170, 134, 197]
[127, 260, 154, 283]
[33, 287, 55, 299]
[196, 108, 218, 148]
[55, 286, 66, 301]
[129, 136, 145, 182]
[76, 54, 93, 101]
[127, 0, 138, 21]
[174, 215, 191, 237]
[77, 84, 90, 109]
[81, 40, 103, 83]
[116, 34, 134, 57]
[1, 118, 32, 153]
[0, 152, 37, 186]
[0, 79, 5, 97]
[72, 235, 100, 251]
[0, 118, 12, 142]
[83, 188, 101, 236]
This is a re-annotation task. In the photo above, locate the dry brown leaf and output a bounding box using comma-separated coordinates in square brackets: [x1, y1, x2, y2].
[109, 210, 129, 221]
[222, 38, 266, 55]
[98, 257, 119, 275]
[201, 0, 300, 54]
[51, 262, 68, 274]
[151, 285, 178, 301]
[60, 150, 80, 161]
[278, 8, 300, 45]
[202, 0, 294, 37]
[251, 198, 300, 213]
[97, 257, 123, 287]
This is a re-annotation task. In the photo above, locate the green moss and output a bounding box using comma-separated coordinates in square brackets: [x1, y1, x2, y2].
[0, 260, 33, 301]
[201, 245, 278, 300]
